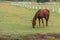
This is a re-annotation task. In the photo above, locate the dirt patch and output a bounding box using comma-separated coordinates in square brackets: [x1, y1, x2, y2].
[22, 33, 60, 40]
[0, 34, 21, 40]
[0, 33, 60, 40]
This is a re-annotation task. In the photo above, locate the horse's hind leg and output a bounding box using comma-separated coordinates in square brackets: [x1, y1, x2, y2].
[45, 15, 49, 27]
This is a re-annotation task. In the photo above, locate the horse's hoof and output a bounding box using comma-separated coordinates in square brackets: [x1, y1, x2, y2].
[33, 27, 35, 28]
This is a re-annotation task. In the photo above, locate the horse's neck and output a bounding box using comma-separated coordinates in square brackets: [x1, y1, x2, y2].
[33, 12, 38, 21]
[33, 16, 37, 22]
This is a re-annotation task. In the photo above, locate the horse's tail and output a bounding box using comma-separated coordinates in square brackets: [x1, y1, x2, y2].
[45, 9, 50, 21]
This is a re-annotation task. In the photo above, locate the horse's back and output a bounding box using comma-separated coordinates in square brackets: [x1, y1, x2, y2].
[43, 9, 50, 16]
[38, 9, 50, 17]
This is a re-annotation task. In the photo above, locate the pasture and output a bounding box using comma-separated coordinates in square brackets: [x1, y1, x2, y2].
[0, 2, 60, 40]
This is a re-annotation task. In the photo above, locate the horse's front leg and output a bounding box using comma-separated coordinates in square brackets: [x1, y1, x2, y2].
[41, 18, 44, 27]
[38, 18, 40, 27]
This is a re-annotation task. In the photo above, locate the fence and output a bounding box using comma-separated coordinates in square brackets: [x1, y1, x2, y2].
[10, 2, 60, 13]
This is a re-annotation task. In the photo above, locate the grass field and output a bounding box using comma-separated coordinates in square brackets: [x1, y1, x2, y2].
[0, 2, 60, 38]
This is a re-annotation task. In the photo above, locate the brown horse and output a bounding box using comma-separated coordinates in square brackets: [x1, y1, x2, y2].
[32, 9, 50, 28]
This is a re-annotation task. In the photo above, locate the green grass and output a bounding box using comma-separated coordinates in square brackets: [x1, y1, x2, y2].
[0, 2, 60, 36]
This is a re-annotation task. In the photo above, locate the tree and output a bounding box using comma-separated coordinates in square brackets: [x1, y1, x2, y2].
[37, 0, 50, 3]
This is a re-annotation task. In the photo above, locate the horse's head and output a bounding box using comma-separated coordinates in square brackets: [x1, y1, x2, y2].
[32, 19, 36, 28]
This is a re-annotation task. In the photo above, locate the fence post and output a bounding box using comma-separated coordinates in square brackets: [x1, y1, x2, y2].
[52, 8, 55, 12]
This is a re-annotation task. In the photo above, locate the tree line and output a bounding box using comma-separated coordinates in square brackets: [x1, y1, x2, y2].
[0, 0, 59, 2]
